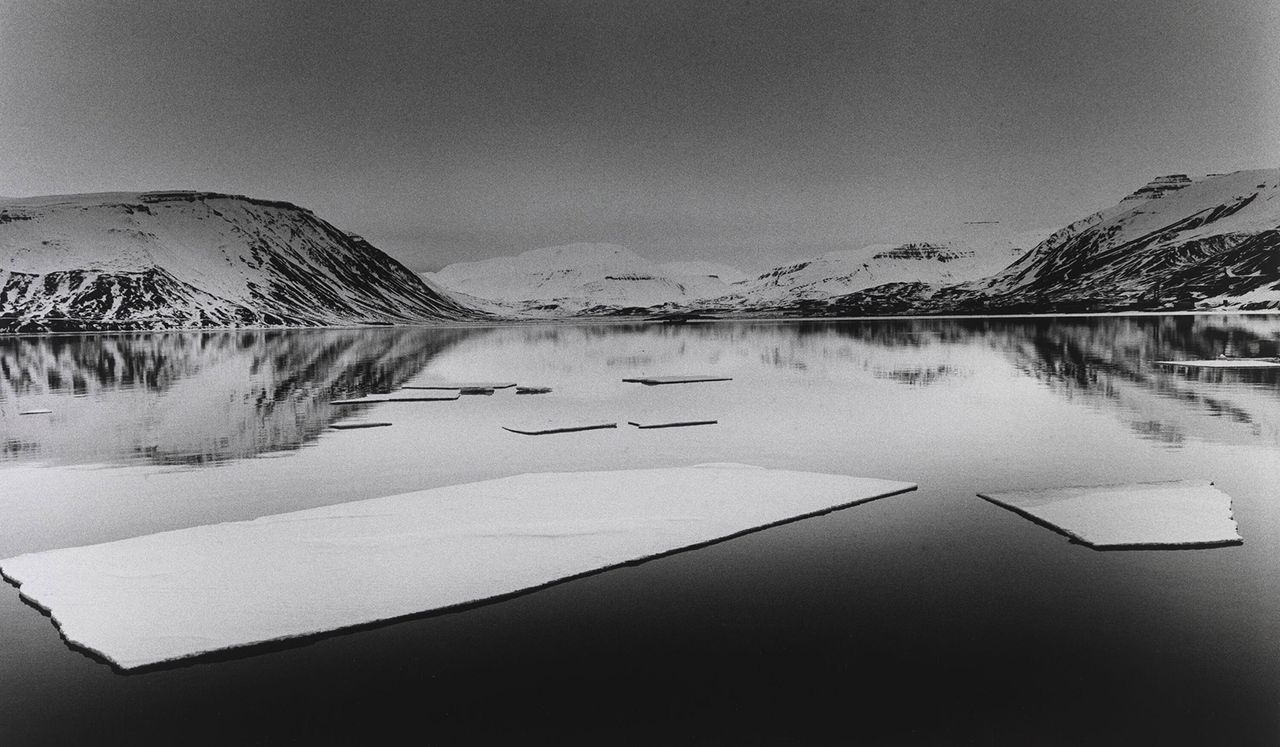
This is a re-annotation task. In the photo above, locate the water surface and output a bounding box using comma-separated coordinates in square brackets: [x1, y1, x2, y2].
[1, 316, 1278, 744]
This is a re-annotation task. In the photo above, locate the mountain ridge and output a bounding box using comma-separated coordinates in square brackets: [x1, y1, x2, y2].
[424, 242, 747, 317]
[1, 191, 479, 332]
[5, 170, 1279, 331]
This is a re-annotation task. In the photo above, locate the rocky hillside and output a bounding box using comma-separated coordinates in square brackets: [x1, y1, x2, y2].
[815, 170, 1280, 316]
[948, 169, 1280, 313]
[0, 191, 477, 332]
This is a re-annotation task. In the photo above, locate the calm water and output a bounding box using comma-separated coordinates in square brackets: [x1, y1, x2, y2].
[2, 316, 1279, 744]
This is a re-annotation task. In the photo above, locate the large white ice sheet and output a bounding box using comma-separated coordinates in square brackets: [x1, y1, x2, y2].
[1, 464, 915, 670]
[978, 480, 1242, 549]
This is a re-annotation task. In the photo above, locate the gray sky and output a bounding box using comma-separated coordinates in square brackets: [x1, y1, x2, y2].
[2, 0, 1277, 272]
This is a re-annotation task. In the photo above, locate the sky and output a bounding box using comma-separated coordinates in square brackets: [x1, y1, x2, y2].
[2, 0, 1278, 273]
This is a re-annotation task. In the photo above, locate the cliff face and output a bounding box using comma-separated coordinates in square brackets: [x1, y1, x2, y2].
[1120, 174, 1196, 203]
[0, 191, 478, 332]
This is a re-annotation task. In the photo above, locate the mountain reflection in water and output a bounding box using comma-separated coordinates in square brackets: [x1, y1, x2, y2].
[1, 315, 1277, 467]
[0, 327, 481, 466]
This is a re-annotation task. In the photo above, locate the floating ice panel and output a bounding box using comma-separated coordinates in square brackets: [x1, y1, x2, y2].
[628, 419, 718, 429]
[403, 382, 516, 390]
[1156, 359, 1280, 368]
[330, 391, 460, 404]
[1, 464, 916, 670]
[515, 386, 553, 395]
[978, 480, 1242, 549]
[622, 375, 732, 385]
[329, 422, 393, 430]
[501, 421, 617, 435]
[18, 409, 53, 415]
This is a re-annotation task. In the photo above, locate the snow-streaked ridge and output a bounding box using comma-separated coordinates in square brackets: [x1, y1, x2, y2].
[1, 191, 478, 332]
[705, 226, 1051, 310]
[959, 169, 1280, 310]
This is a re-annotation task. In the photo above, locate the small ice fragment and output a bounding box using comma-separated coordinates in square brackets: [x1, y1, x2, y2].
[330, 422, 393, 430]
[978, 480, 1242, 549]
[502, 421, 617, 435]
[0, 464, 916, 669]
[516, 386, 553, 395]
[458, 387, 495, 395]
[622, 375, 732, 385]
[18, 409, 53, 415]
[331, 390, 460, 404]
[628, 419, 718, 429]
[1155, 359, 1280, 368]
[403, 382, 516, 390]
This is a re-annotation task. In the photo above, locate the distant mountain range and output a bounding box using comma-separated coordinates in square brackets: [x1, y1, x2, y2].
[3, 170, 1278, 332]
[0, 191, 475, 332]
[427, 170, 1280, 318]
[788, 170, 1280, 316]
[425, 226, 1051, 317]
[423, 243, 749, 317]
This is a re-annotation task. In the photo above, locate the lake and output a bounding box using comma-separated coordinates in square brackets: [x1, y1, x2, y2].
[2, 315, 1279, 744]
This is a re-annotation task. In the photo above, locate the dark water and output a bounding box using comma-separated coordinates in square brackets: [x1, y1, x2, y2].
[1, 316, 1278, 745]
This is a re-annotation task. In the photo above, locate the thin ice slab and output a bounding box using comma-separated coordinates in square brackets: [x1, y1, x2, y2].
[0, 464, 916, 670]
[622, 375, 732, 385]
[502, 421, 617, 435]
[978, 480, 1242, 549]
[516, 386, 552, 395]
[628, 419, 718, 429]
[404, 382, 516, 390]
[18, 409, 53, 415]
[330, 422, 392, 430]
[330, 391, 460, 404]
[1156, 359, 1280, 369]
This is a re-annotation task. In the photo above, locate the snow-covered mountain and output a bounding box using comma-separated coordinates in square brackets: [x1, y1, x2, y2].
[771, 170, 1280, 317]
[934, 169, 1280, 313]
[0, 191, 476, 332]
[701, 224, 1050, 312]
[424, 243, 748, 316]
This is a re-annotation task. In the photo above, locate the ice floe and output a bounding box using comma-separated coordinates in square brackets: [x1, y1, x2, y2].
[403, 382, 516, 390]
[978, 480, 1242, 549]
[18, 409, 53, 415]
[0, 464, 916, 669]
[515, 386, 552, 395]
[1156, 359, 1280, 368]
[502, 421, 617, 435]
[330, 391, 460, 404]
[622, 375, 732, 385]
[628, 419, 718, 429]
[330, 422, 393, 430]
